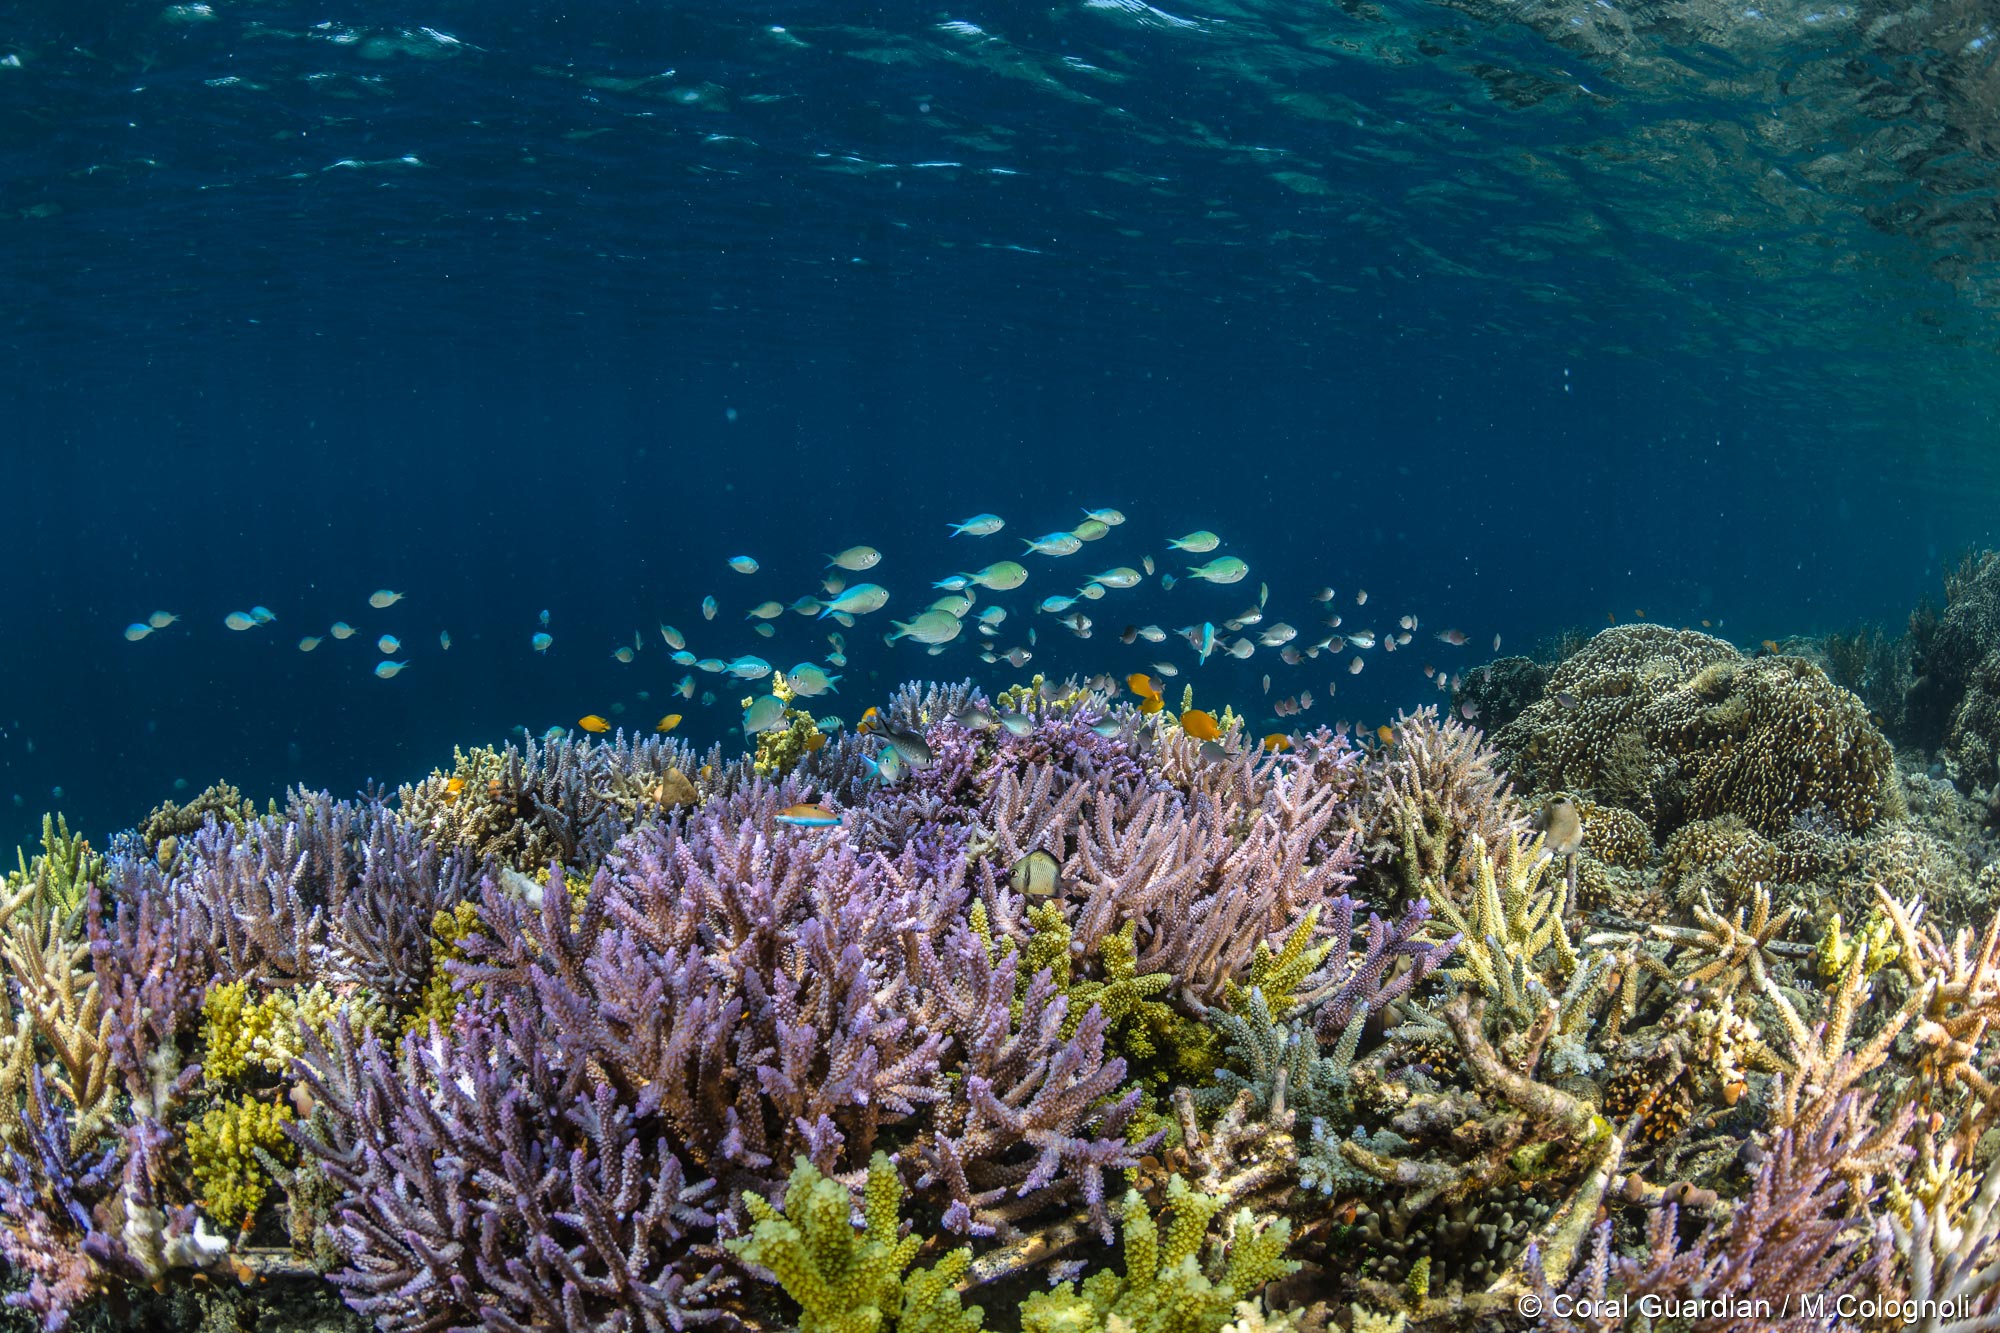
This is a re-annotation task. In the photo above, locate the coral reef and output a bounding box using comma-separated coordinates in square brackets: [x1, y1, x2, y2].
[7, 665, 2000, 1333]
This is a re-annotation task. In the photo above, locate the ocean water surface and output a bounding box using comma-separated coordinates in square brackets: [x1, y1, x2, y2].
[2, 0, 1998, 845]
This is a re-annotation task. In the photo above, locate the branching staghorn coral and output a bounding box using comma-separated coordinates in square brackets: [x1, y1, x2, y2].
[1018, 1172, 1297, 1333]
[6, 814, 100, 938]
[729, 1151, 982, 1333]
[289, 999, 728, 1333]
[1426, 833, 1609, 1077]
[1529, 1095, 1894, 1332]
[1348, 706, 1527, 906]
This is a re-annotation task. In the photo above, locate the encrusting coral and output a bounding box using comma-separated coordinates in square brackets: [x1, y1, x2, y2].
[10, 656, 2000, 1332]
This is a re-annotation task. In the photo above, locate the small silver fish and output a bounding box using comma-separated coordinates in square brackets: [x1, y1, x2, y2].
[743, 695, 788, 734]
[826, 545, 882, 571]
[1022, 532, 1083, 557]
[949, 513, 1006, 537]
[876, 723, 935, 769]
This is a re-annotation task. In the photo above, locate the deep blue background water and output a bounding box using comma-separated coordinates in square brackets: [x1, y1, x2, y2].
[2, 0, 1997, 848]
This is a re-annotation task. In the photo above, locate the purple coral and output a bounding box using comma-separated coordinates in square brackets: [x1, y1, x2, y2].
[289, 1000, 726, 1333]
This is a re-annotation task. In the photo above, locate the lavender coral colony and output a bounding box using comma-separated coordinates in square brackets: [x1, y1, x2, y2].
[20, 605, 2000, 1333]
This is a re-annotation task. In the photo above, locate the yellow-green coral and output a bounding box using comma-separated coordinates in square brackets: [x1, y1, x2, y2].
[727, 1152, 984, 1333]
[998, 673, 1100, 719]
[753, 700, 829, 778]
[1429, 834, 1576, 997]
[6, 813, 100, 936]
[1019, 1175, 1296, 1333]
[406, 899, 488, 1035]
[1429, 835, 1612, 1076]
[1221, 907, 1332, 1019]
[1020, 906, 1210, 1083]
[1817, 907, 1900, 981]
[204, 980, 383, 1083]
[187, 1095, 294, 1228]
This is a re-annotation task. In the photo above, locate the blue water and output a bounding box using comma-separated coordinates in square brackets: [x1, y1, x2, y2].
[3, 0, 1997, 847]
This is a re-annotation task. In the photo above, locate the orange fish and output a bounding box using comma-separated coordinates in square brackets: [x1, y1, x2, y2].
[579, 715, 611, 734]
[1376, 724, 1395, 746]
[1139, 695, 1164, 715]
[443, 775, 467, 805]
[775, 803, 841, 828]
[655, 714, 683, 733]
[1761, 639, 1780, 654]
[1262, 733, 1291, 753]
[858, 706, 881, 733]
[1180, 709, 1222, 741]
[1127, 672, 1160, 700]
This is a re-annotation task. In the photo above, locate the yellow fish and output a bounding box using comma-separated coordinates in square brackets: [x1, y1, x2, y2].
[1180, 709, 1222, 741]
[655, 714, 683, 733]
[1127, 672, 1160, 700]
[1377, 724, 1395, 746]
[579, 715, 611, 734]
[1262, 733, 1291, 753]
[1008, 849, 1064, 898]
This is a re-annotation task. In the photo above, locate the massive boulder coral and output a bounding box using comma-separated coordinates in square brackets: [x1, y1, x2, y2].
[1494, 625, 1895, 841]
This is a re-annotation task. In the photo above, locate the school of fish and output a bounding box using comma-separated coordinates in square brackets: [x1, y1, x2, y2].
[114, 514, 1703, 747]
